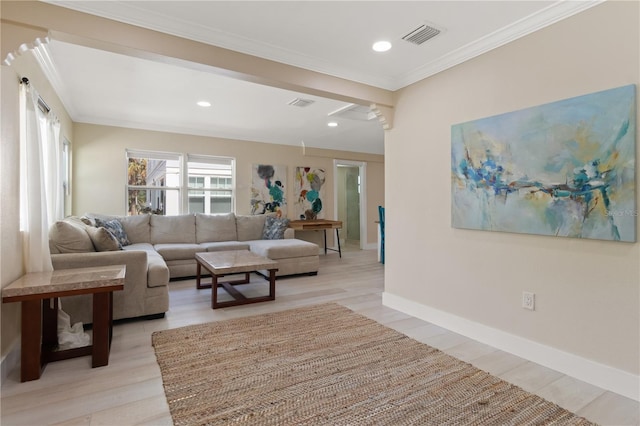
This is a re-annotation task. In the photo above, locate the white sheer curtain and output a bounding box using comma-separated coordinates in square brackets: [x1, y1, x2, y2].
[19, 81, 62, 273]
[42, 108, 63, 222]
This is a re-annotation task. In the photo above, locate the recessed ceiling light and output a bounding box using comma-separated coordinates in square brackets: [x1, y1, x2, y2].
[197, 101, 211, 107]
[372, 41, 392, 52]
[327, 121, 338, 127]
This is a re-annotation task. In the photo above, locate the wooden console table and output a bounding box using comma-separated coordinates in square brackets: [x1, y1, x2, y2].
[289, 219, 343, 258]
[2, 265, 125, 382]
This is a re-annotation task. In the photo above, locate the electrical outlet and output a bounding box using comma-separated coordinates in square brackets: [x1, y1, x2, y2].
[522, 292, 535, 311]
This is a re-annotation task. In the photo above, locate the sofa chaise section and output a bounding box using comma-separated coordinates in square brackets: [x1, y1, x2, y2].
[248, 239, 319, 276]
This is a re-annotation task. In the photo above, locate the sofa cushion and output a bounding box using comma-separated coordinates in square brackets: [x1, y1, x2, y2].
[119, 214, 151, 244]
[154, 243, 205, 261]
[85, 226, 120, 251]
[150, 214, 196, 244]
[200, 241, 250, 252]
[248, 239, 319, 260]
[49, 218, 96, 254]
[122, 242, 156, 253]
[195, 213, 238, 243]
[262, 216, 290, 240]
[236, 214, 269, 241]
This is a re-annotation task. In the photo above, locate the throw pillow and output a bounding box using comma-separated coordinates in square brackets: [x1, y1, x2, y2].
[49, 220, 96, 253]
[79, 216, 96, 227]
[85, 226, 120, 251]
[262, 216, 290, 240]
[95, 218, 130, 247]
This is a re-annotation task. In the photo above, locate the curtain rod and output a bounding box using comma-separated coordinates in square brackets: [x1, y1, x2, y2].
[20, 77, 51, 113]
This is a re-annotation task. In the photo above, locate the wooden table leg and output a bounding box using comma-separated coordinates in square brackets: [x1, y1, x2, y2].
[268, 269, 276, 300]
[196, 261, 204, 289]
[108, 291, 114, 346]
[211, 274, 219, 309]
[42, 298, 58, 350]
[20, 299, 43, 382]
[323, 229, 328, 254]
[91, 292, 110, 368]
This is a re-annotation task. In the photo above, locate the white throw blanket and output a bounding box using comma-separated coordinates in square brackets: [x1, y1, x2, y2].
[57, 299, 90, 350]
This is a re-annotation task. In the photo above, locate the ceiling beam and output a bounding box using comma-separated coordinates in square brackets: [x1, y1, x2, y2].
[1, 1, 394, 112]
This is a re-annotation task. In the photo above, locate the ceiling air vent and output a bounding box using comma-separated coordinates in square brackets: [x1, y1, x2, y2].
[287, 98, 315, 108]
[402, 24, 441, 46]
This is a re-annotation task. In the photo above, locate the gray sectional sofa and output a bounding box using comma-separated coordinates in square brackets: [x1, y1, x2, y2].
[49, 213, 320, 324]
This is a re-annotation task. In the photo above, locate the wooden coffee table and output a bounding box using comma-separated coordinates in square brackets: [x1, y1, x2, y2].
[195, 251, 278, 309]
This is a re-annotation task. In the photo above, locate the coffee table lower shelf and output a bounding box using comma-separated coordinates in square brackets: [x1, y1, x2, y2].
[195, 251, 278, 309]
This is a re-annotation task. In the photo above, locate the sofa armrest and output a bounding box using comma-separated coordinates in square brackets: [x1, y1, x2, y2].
[51, 251, 150, 323]
[51, 250, 149, 289]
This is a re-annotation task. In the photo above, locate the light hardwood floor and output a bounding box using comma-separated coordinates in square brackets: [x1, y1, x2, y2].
[1, 249, 638, 425]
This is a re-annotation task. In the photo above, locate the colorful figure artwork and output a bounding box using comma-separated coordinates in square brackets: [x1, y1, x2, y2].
[451, 85, 636, 242]
[295, 167, 326, 220]
[250, 164, 286, 216]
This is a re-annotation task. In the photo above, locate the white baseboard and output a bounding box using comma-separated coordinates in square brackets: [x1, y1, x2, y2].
[1, 340, 20, 383]
[330, 245, 378, 251]
[382, 292, 639, 402]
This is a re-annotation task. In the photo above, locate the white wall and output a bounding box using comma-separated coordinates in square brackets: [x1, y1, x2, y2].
[384, 1, 639, 399]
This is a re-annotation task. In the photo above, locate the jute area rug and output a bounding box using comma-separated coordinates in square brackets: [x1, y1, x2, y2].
[152, 303, 594, 425]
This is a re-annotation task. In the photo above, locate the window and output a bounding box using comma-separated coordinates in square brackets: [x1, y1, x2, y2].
[126, 150, 234, 215]
[126, 150, 181, 215]
[187, 154, 234, 214]
[188, 176, 205, 213]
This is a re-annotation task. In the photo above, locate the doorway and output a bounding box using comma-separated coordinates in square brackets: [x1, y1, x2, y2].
[334, 160, 367, 250]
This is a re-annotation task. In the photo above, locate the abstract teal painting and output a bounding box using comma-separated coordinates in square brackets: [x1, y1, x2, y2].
[295, 167, 326, 220]
[251, 164, 287, 216]
[451, 85, 636, 242]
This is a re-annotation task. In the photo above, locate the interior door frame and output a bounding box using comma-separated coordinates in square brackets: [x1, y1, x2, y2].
[333, 159, 367, 250]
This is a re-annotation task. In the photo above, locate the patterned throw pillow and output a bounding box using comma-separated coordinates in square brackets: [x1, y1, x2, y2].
[95, 218, 130, 247]
[262, 216, 290, 240]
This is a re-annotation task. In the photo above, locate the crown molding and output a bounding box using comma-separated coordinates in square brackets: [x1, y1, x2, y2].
[43, 0, 604, 93]
[32, 41, 79, 118]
